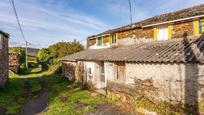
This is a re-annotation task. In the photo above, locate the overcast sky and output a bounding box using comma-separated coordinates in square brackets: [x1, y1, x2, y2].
[1, 0, 204, 48]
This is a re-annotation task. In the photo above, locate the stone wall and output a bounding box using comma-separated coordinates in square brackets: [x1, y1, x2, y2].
[103, 36, 109, 44]
[172, 21, 194, 38]
[0, 34, 8, 87]
[9, 53, 20, 73]
[62, 61, 85, 82]
[117, 28, 154, 40]
[87, 39, 96, 47]
[62, 61, 76, 80]
[87, 21, 197, 48]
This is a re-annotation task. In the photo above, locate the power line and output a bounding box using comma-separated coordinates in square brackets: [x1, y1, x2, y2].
[10, 0, 26, 42]
[128, 0, 134, 39]
[10, 0, 29, 68]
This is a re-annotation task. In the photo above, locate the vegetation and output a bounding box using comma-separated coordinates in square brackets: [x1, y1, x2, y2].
[41, 72, 104, 115]
[37, 48, 52, 69]
[1, 40, 95, 115]
[0, 72, 26, 114]
[133, 96, 183, 114]
[0, 64, 105, 115]
[37, 40, 83, 70]
[107, 92, 185, 114]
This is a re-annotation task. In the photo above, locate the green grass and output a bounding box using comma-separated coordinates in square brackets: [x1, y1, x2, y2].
[133, 96, 183, 115]
[19, 61, 42, 75]
[41, 73, 105, 115]
[0, 72, 27, 115]
[29, 79, 42, 94]
[0, 64, 105, 115]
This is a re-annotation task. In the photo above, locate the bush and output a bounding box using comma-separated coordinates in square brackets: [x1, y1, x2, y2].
[37, 40, 84, 70]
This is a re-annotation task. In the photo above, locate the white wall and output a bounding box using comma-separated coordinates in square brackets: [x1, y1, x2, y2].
[84, 61, 118, 89]
[85, 61, 106, 89]
[89, 43, 110, 49]
[125, 63, 204, 103]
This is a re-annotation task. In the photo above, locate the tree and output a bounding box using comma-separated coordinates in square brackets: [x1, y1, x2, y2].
[37, 48, 51, 69]
[37, 40, 84, 69]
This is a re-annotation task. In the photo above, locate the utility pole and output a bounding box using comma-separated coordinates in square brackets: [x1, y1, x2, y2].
[128, 0, 133, 28]
[25, 41, 28, 69]
[10, 0, 29, 69]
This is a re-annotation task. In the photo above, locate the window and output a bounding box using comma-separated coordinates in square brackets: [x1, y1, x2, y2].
[97, 37, 102, 46]
[100, 62, 105, 82]
[88, 68, 92, 74]
[88, 68, 92, 79]
[112, 34, 117, 44]
[157, 26, 168, 41]
[199, 19, 204, 34]
[116, 62, 125, 81]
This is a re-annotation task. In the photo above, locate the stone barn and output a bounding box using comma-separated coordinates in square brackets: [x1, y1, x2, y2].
[9, 52, 20, 73]
[0, 31, 9, 87]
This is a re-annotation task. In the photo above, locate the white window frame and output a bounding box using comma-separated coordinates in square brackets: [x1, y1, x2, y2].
[199, 18, 204, 34]
[112, 34, 117, 44]
[100, 62, 105, 83]
[157, 26, 168, 41]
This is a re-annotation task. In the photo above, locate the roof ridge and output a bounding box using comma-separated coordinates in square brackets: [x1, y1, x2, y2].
[88, 3, 204, 38]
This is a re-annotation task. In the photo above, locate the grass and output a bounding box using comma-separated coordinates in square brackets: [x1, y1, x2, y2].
[19, 60, 42, 75]
[0, 66, 43, 114]
[0, 63, 105, 115]
[0, 72, 27, 115]
[4, 63, 188, 115]
[41, 72, 105, 115]
[107, 92, 184, 114]
[134, 96, 183, 115]
[29, 79, 42, 94]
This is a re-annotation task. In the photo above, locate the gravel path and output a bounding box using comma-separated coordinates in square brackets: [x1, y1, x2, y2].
[22, 77, 49, 115]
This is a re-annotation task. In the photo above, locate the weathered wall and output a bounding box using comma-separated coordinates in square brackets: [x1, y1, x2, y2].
[83, 61, 100, 88]
[85, 61, 96, 84]
[87, 39, 96, 47]
[103, 36, 109, 44]
[74, 61, 116, 89]
[0, 34, 8, 87]
[9, 53, 20, 73]
[123, 63, 204, 104]
[87, 21, 197, 48]
[62, 61, 76, 80]
[62, 61, 86, 82]
[172, 21, 194, 38]
[117, 28, 154, 40]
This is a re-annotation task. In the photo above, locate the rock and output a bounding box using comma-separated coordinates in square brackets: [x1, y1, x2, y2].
[59, 96, 68, 103]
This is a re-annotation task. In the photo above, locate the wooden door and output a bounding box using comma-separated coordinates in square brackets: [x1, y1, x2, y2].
[116, 62, 125, 81]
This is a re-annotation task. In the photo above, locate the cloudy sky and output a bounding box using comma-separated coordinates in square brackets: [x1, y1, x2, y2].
[1, 0, 204, 48]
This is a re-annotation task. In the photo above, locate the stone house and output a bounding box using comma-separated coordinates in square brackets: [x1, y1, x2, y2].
[0, 31, 9, 87]
[61, 4, 204, 108]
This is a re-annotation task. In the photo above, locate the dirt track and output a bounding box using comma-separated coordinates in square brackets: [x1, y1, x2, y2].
[22, 77, 48, 115]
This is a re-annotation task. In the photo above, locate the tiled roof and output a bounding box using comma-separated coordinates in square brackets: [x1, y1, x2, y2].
[61, 35, 204, 63]
[89, 4, 204, 37]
